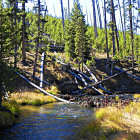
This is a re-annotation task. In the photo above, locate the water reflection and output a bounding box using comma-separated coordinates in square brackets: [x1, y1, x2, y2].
[0, 103, 94, 140]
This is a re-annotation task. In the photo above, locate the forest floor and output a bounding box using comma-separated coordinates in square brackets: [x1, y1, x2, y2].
[4, 51, 140, 104]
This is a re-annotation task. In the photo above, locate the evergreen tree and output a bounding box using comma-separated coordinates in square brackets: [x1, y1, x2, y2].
[65, 0, 90, 68]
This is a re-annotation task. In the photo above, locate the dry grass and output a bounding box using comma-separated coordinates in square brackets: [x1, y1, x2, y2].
[95, 101, 140, 133]
[134, 94, 140, 99]
[10, 90, 56, 105]
[78, 96, 140, 139]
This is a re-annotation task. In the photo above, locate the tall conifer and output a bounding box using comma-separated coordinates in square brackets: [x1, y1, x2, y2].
[65, 0, 90, 68]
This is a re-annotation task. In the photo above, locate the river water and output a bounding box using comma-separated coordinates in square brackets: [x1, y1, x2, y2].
[0, 103, 95, 140]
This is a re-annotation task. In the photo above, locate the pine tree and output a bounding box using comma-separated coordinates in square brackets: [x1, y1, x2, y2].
[65, 0, 90, 70]
[65, 19, 76, 58]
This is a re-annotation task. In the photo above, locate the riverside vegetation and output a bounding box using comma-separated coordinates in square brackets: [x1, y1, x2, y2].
[77, 94, 140, 139]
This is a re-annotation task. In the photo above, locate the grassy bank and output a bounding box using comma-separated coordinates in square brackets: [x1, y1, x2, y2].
[0, 101, 20, 128]
[0, 89, 56, 128]
[78, 95, 140, 139]
[9, 89, 56, 106]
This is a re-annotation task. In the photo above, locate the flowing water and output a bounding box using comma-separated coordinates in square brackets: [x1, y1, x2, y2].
[0, 103, 95, 140]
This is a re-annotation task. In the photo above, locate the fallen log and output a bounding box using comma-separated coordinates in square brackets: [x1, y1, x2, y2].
[83, 64, 111, 94]
[14, 71, 75, 104]
[83, 64, 98, 82]
[78, 74, 104, 95]
[69, 70, 104, 95]
[23, 70, 50, 86]
[73, 67, 134, 93]
[114, 67, 140, 80]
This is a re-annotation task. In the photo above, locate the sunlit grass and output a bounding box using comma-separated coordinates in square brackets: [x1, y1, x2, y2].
[10, 90, 56, 105]
[78, 100, 140, 139]
[134, 94, 140, 99]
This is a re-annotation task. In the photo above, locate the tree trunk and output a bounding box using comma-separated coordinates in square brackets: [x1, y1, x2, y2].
[123, 0, 126, 49]
[136, 1, 140, 61]
[92, 0, 98, 38]
[33, 0, 40, 77]
[113, 15, 120, 53]
[60, 0, 65, 30]
[111, 0, 119, 53]
[68, 0, 70, 18]
[128, 0, 134, 69]
[104, 0, 109, 60]
[14, 0, 18, 68]
[22, 0, 26, 64]
[136, 0, 140, 33]
[118, 0, 126, 50]
[96, 0, 102, 29]
[111, 0, 116, 56]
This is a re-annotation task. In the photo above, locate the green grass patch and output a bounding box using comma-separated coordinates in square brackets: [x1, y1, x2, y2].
[2, 100, 21, 115]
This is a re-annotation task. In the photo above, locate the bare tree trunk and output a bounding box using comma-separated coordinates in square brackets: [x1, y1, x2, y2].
[33, 0, 40, 77]
[128, 0, 134, 69]
[14, 0, 18, 68]
[104, 0, 109, 60]
[111, 0, 119, 53]
[60, 0, 65, 30]
[22, 0, 26, 64]
[136, 0, 140, 62]
[118, 0, 126, 49]
[123, 0, 126, 48]
[96, 0, 102, 29]
[111, 0, 116, 56]
[86, 7, 89, 25]
[136, 0, 140, 33]
[68, 0, 70, 18]
[114, 17, 120, 53]
[92, 0, 98, 38]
